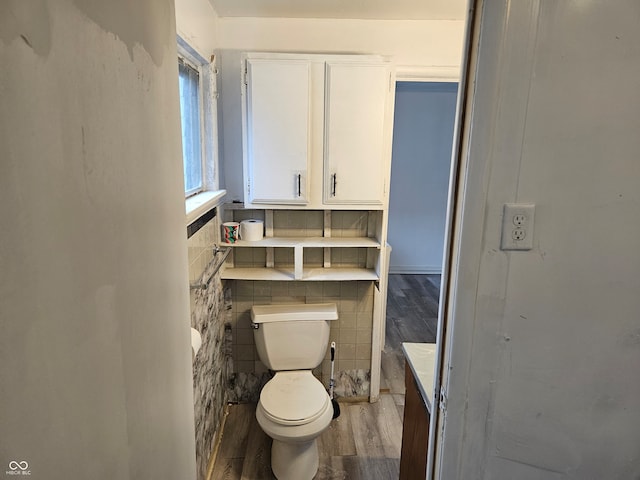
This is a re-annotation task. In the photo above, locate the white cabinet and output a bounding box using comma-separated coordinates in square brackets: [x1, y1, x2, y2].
[243, 58, 310, 205]
[241, 53, 394, 209]
[324, 62, 391, 205]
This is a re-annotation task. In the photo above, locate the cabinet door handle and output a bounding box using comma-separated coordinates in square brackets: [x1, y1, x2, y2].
[332, 173, 337, 197]
[297, 173, 301, 197]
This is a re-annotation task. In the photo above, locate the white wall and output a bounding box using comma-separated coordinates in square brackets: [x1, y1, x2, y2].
[175, 0, 219, 59]
[388, 82, 458, 274]
[441, 1, 640, 478]
[0, 1, 196, 478]
[217, 17, 465, 68]
[215, 17, 466, 201]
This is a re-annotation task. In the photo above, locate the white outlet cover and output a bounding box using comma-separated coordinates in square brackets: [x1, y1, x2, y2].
[501, 203, 535, 250]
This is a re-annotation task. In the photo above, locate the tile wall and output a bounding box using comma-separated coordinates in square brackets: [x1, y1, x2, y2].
[187, 215, 219, 291]
[187, 213, 230, 480]
[228, 279, 374, 397]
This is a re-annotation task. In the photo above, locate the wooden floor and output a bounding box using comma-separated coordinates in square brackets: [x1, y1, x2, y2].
[380, 274, 440, 397]
[212, 274, 440, 480]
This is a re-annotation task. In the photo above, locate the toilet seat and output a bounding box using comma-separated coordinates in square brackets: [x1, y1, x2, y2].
[260, 371, 330, 426]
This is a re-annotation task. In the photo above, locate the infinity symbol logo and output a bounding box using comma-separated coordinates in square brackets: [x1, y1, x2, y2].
[8, 461, 29, 471]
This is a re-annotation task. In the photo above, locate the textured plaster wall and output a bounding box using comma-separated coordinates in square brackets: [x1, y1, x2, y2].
[0, 1, 196, 478]
[441, 1, 640, 478]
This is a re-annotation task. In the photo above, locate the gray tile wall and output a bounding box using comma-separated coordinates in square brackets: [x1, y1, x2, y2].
[188, 216, 230, 480]
[229, 279, 374, 398]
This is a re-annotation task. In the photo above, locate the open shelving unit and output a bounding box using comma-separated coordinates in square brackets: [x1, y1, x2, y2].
[220, 206, 384, 282]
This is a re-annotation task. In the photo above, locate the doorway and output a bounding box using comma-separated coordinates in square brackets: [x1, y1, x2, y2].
[387, 82, 459, 277]
[381, 81, 459, 413]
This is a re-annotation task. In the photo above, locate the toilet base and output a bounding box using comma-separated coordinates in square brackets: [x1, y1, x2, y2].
[271, 438, 319, 480]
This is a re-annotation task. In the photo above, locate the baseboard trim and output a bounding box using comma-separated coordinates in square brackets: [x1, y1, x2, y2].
[388, 266, 442, 275]
[206, 403, 230, 480]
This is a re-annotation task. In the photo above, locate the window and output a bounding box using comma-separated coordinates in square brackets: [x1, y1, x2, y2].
[177, 38, 225, 223]
[178, 57, 203, 196]
[177, 38, 223, 202]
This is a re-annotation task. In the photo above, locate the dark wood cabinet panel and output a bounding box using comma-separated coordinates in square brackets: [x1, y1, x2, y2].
[399, 362, 430, 480]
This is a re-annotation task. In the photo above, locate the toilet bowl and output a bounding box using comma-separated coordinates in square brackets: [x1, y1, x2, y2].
[256, 371, 334, 480]
[251, 303, 338, 480]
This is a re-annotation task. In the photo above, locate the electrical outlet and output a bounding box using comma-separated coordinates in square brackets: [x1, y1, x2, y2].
[501, 203, 535, 250]
[512, 227, 526, 241]
[513, 214, 526, 226]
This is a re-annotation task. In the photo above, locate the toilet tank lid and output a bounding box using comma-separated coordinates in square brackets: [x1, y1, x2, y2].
[251, 303, 338, 323]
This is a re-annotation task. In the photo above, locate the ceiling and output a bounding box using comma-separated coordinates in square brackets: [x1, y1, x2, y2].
[209, 0, 468, 21]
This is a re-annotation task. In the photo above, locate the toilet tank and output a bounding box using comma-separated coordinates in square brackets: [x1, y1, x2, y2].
[251, 303, 338, 371]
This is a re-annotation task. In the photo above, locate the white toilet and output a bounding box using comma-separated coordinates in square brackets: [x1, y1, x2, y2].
[251, 303, 338, 480]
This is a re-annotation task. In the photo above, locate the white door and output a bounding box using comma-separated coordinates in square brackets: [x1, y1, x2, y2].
[245, 59, 310, 204]
[323, 62, 391, 205]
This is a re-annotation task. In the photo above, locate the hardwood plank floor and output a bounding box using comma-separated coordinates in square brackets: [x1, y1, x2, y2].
[349, 395, 403, 459]
[386, 274, 440, 348]
[212, 274, 440, 479]
[382, 274, 441, 396]
[212, 399, 403, 480]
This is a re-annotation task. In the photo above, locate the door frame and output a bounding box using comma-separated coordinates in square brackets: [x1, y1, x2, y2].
[369, 65, 460, 403]
[429, 2, 479, 479]
[370, 4, 479, 476]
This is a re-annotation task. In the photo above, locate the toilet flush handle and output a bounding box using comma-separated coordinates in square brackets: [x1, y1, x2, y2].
[251, 322, 260, 330]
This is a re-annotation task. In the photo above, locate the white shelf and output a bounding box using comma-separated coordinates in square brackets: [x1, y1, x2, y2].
[221, 267, 379, 282]
[304, 267, 379, 281]
[225, 236, 380, 248]
[221, 267, 294, 281]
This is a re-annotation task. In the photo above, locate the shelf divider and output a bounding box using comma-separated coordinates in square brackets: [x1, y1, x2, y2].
[294, 245, 303, 280]
[265, 210, 274, 268]
[324, 210, 332, 268]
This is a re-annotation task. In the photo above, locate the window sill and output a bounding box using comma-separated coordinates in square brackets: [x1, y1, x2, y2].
[185, 189, 226, 225]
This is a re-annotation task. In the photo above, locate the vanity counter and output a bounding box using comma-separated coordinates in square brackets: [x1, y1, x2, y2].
[399, 342, 437, 480]
[401, 342, 437, 411]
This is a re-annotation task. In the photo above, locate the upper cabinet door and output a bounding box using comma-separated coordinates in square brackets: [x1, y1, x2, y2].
[324, 62, 391, 205]
[245, 59, 310, 204]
